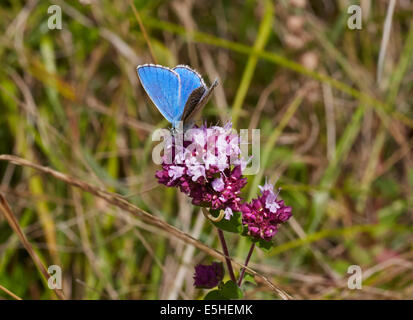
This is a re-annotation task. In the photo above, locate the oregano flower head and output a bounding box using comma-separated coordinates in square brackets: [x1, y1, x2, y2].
[155, 122, 248, 215]
[241, 182, 292, 241]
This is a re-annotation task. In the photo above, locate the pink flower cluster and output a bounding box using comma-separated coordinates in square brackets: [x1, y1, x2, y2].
[241, 182, 292, 241]
[155, 122, 292, 242]
[156, 122, 248, 218]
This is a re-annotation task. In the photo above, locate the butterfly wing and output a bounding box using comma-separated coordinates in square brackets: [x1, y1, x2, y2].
[180, 86, 206, 122]
[182, 78, 219, 124]
[137, 64, 182, 123]
[173, 65, 206, 115]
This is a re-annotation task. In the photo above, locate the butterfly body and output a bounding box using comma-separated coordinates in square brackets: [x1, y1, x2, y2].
[137, 64, 218, 128]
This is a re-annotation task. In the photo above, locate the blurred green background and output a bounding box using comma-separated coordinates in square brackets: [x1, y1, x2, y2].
[0, 0, 413, 299]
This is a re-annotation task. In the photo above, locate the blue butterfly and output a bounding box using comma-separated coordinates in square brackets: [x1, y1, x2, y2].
[137, 64, 218, 128]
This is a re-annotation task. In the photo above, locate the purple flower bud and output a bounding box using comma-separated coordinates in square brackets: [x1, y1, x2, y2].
[193, 262, 224, 289]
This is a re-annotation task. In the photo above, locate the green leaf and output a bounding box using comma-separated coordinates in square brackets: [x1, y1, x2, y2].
[255, 238, 274, 252]
[242, 273, 257, 285]
[204, 290, 227, 300]
[204, 280, 243, 300]
[221, 280, 243, 300]
[374, 177, 400, 199]
[377, 200, 406, 224]
[212, 210, 243, 234]
[241, 226, 274, 252]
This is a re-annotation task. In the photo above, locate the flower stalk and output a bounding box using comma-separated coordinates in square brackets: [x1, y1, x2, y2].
[217, 228, 237, 283]
[237, 242, 255, 286]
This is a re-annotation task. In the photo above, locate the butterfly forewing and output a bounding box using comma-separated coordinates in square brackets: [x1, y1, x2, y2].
[137, 65, 181, 123]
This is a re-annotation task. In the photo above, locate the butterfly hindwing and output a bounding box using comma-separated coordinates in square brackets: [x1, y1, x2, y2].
[182, 78, 219, 124]
[173, 65, 206, 113]
[137, 64, 182, 123]
[181, 86, 206, 123]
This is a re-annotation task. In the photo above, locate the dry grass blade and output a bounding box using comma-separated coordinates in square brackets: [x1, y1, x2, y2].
[0, 193, 66, 300]
[129, 0, 157, 64]
[0, 154, 292, 300]
[377, 0, 396, 85]
[0, 284, 22, 300]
